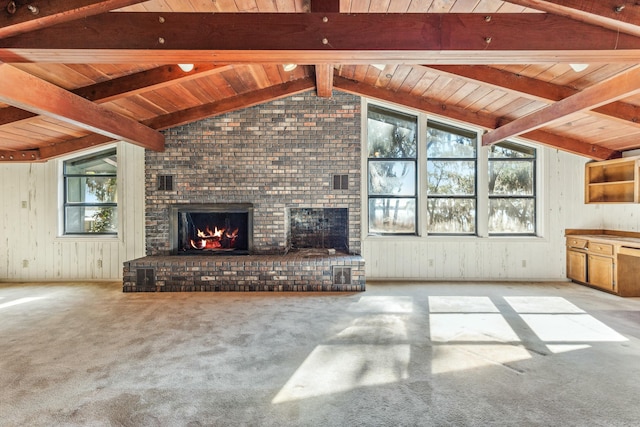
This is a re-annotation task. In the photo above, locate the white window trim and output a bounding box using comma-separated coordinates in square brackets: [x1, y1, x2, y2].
[361, 97, 546, 241]
[56, 143, 121, 240]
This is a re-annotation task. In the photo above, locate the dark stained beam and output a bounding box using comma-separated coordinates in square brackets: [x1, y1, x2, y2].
[2, 13, 640, 63]
[425, 65, 640, 127]
[0, 63, 164, 151]
[311, 0, 340, 13]
[0, 0, 147, 39]
[29, 78, 316, 161]
[315, 64, 334, 98]
[0, 64, 230, 126]
[503, 0, 640, 38]
[483, 66, 640, 146]
[0, 150, 41, 162]
[333, 76, 620, 160]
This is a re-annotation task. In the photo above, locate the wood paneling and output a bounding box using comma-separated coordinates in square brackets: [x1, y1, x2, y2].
[0, 142, 145, 281]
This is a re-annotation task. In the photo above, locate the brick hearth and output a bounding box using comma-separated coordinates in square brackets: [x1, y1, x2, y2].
[123, 251, 365, 292]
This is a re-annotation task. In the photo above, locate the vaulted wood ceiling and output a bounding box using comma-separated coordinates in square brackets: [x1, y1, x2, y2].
[1, 0, 640, 162]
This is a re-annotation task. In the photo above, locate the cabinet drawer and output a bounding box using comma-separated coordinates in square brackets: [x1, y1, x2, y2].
[567, 238, 588, 249]
[588, 242, 613, 256]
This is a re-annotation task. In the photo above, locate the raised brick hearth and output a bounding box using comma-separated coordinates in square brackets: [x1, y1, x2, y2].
[123, 91, 364, 292]
[123, 251, 365, 292]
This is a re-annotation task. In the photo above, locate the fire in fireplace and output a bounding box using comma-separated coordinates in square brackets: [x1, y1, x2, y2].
[170, 204, 253, 255]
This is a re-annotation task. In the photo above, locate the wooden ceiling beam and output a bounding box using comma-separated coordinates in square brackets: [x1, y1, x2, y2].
[2, 13, 640, 63]
[27, 78, 316, 161]
[0, 0, 148, 39]
[0, 149, 41, 162]
[503, 0, 640, 38]
[483, 66, 640, 146]
[0, 63, 230, 127]
[425, 65, 640, 127]
[315, 64, 334, 98]
[333, 76, 620, 160]
[0, 63, 164, 151]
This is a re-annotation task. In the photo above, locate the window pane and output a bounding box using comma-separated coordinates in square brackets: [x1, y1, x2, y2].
[65, 206, 118, 233]
[64, 148, 117, 174]
[427, 198, 476, 233]
[489, 198, 535, 234]
[489, 141, 535, 158]
[66, 177, 117, 203]
[367, 106, 416, 158]
[427, 161, 475, 195]
[369, 198, 416, 234]
[369, 161, 416, 196]
[489, 161, 534, 196]
[427, 124, 476, 158]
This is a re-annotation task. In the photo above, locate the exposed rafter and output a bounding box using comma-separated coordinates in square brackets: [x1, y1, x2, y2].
[334, 76, 620, 160]
[425, 65, 640, 128]
[2, 13, 640, 63]
[6, 77, 316, 162]
[0, 0, 147, 39]
[315, 64, 334, 98]
[483, 65, 640, 146]
[503, 0, 640, 38]
[0, 64, 230, 126]
[0, 63, 164, 151]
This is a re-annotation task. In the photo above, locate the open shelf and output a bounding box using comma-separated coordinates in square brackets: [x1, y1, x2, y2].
[585, 156, 640, 204]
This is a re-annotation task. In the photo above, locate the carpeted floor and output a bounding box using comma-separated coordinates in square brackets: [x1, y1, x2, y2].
[1, 281, 640, 426]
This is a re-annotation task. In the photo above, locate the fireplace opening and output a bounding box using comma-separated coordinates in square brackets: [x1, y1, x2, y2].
[288, 208, 349, 253]
[171, 204, 253, 255]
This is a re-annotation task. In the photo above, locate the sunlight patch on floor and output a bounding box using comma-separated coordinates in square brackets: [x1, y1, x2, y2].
[504, 296, 585, 314]
[520, 314, 627, 342]
[431, 344, 532, 374]
[347, 296, 413, 313]
[429, 296, 499, 313]
[430, 313, 521, 343]
[0, 296, 47, 310]
[335, 314, 408, 341]
[272, 344, 410, 403]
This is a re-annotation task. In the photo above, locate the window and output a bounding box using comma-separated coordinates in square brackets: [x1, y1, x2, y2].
[367, 105, 417, 234]
[63, 148, 118, 235]
[426, 122, 477, 234]
[488, 141, 536, 235]
[364, 100, 540, 238]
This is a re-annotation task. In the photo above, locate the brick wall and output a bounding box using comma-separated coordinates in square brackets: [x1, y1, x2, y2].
[145, 91, 362, 256]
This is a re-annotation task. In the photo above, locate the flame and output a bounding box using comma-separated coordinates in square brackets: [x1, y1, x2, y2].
[190, 226, 239, 250]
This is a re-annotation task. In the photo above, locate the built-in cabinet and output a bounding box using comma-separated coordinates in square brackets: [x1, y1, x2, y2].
[566, 230, 640, 296]
[585, 156, 640, 203]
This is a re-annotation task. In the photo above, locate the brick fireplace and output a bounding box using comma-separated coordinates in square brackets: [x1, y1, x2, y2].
[123, 91, 365, 291]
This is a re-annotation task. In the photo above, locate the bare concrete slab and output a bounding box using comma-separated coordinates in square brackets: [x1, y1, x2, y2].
[1, 281, 639, 426]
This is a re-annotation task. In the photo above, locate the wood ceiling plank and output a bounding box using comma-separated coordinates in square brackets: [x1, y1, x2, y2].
[3, 13, 640, 64]
[334, 75, 620, 160]
[408, 0, 434, 12]
[362, 66, 381, 87]
[503, 0, 640, 38]
[386, 0, 413, 12]
[33, 77, 316, 161]
[426, 65, 640, 127]
[315, 64, 334, 98]
[0, 64, 164, 151]
[483, 66, 640, 146]
[0, 1, 148, 38]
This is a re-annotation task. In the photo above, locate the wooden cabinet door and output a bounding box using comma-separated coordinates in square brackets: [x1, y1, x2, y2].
[567, 250, 587, 283]
[588, 254, 614, 291]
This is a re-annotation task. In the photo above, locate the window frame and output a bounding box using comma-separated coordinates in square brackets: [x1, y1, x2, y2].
[366, 105, 419, 235]
[362, 98, 543, 240]
[425, 120, 479, 236]
[487, 141, 537, 236]
[61, 146, 119, 236]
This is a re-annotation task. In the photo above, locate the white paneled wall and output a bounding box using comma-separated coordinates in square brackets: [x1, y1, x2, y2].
[0, 143, 145, 281]
[364, 148, 606, 281]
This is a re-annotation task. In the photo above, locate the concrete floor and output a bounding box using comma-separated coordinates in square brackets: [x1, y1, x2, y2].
[1, 281, 639, 427]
